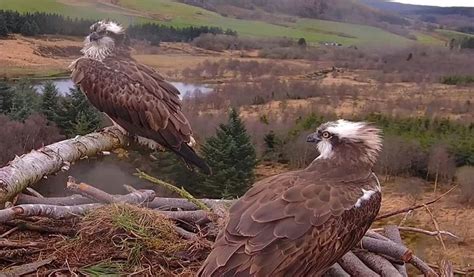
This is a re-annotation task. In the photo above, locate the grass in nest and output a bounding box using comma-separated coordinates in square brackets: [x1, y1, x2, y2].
[79, 261, 125, 277]
[55, 204, 198, 274]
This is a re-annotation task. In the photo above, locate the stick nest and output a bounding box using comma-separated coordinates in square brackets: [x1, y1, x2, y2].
[53, 204, 210, 276]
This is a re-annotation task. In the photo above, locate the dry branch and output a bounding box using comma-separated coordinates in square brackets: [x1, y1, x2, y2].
[354, 250, 403, 277]
[338, 251, 379, 277]
[410, 255, 439, 277]
[16, 193, 94, 206]
[0, 239, 44, 248]
[383, 225, 408, 277]
[0, 127, 128, 205]
[376, 186, 457, 221]
[371, 226, 461, 240]
[66, 176, 118, 203]
[361, 236, 412, 262]
[324, 263, 350, 277]
[0, 257, 54, 276]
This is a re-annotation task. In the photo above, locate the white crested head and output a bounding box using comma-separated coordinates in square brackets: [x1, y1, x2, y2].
[307, 119, 382, 165]
[81, 20, 125, 61]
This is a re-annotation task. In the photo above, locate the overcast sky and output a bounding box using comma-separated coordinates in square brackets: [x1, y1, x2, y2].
[391, 0, 474, 7]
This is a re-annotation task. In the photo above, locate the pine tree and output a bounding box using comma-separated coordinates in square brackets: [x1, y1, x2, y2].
[0, 15, 9, 37]
[9, 81, 40, 121]
[60, 88, 102, 136]
[20, 20, 39, 36]
[0, 82, 14, 114]
[200, 108, 257, 198]
[40, 81, 62, 124]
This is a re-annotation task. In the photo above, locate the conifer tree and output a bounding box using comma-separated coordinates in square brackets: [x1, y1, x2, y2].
[9, 82, 40, 121]
[0, 82, 13, 114]
[60, 88, 102, 136]
[200, 108, 257, 198]
[40, 81, 62, 124]
[0, 15, 9, 37]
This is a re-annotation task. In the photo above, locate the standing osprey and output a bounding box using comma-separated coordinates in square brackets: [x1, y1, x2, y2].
[198, 120, 382, 276]
[70, 20, 210, 174]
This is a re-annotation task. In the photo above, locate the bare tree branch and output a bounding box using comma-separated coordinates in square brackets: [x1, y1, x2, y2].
[0, 257, 54, 276]
[0, 127, 128, 205]
[339, 251, 379, 277]
[371, 226, 461, 241]
[376, 186, 457, 221]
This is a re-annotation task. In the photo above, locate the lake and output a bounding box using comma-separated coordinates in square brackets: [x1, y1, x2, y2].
[34, 78, 213, 99]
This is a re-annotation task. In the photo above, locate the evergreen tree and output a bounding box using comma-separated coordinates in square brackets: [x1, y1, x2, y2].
[60, 88, 102, 136]
[200, 108, 257, 198]
[9, 81, 40, 121]
[40, 81, 62, 124]
[20, 20, 39, 36]
[0, 82, 14, 114]
[0, 15, 9, 37]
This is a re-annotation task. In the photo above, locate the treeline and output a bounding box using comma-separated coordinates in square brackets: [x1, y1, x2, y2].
[0, 10, 93, 37]
[0, 10, 237, 44]
[127, 23, 236, 46]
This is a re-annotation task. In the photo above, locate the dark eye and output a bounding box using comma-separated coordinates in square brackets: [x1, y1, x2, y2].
[322, 131, 331, 139]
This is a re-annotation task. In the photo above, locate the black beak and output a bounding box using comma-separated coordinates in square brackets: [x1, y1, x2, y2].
[89, 32, 101, 42]
[306, 132, 321, 143]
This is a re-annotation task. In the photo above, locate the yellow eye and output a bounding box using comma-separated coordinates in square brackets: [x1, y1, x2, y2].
[322, 131, 331, 139]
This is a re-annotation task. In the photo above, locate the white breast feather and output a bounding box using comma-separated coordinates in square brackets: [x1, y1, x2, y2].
[355, 189, 376, 208]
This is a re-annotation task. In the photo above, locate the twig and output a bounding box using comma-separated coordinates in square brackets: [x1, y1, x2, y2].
[0, 248, 35, 259]
[424, 204, 446, 250]
[25, 187, 44, 198]
[371, 226, 461, 241]
[123, 184, 137, 193]
[16, 193, 94, 206]
[159, 210, 211, 225]
[4, 220, 77, 236]
[338, 251, 379, 277]
[135, 169, 209, 211]
[0, 257, 54, 276]
[354, 250, 403, 277]
[361, 236, 412, 262]
[324, 263, 350, 277]
[0, 239, 44, 248]
[173, 225, 198, 240]
[376, 186, 457, 220]
[439, 259, 454, 277]
[428, 263, 471, 275]
[67, 176, 117, 204]
[410, 255, 439, 277]
[0, 226, 19, 238]
[382, 225, 408, 277]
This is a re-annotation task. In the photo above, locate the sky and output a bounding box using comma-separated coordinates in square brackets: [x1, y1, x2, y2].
[391, 0, 474, 7]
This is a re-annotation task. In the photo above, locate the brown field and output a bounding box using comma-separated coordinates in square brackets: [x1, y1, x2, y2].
[2, 35, 474, 272]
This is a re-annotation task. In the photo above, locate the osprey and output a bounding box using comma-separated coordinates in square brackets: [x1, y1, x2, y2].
[70, 20, 210, 174]
[198, 120, 383, 276]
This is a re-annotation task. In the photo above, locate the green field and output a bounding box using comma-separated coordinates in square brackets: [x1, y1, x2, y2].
[0, 0, 444, 47]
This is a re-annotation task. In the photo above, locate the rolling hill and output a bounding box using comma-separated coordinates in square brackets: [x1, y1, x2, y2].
[0, 0, 445, 47]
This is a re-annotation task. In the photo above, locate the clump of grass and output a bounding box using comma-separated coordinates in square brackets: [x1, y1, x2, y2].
[441, 75, 474, 85]
[56, 204, 205, 275]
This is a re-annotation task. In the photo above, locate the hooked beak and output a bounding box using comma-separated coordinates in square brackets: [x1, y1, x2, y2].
[306, 132, 321, 143]
[89, 32, 101, 42]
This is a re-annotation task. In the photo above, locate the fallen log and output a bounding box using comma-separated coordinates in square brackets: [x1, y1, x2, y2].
[0, 127, 128, 206]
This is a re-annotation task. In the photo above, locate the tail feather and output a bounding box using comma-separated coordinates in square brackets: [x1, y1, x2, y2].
[174, 143, 212, 175]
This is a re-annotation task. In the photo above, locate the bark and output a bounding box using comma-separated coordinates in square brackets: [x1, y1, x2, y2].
[410, 255, 439, 277]
[339, 251, 379, 277]
[354, 250, 403, 277]
[324, 263, 350, 277]
[16, 193, 234, 210]
[361, 236, 412, 262]
[0, 257, 54, 276]
[383, 225, 408, 277]
[0, 127, 128, 205]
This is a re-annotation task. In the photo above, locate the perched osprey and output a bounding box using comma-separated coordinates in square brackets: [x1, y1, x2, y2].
[198, 120, 383, 276]
[70, 20, 210, 174]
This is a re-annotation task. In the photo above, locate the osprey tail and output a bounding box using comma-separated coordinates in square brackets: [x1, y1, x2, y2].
[174, 143, 212, 175]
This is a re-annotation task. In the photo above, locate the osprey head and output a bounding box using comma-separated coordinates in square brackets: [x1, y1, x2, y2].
[82, 20, 126, 60]
[307, 119, 382, 166]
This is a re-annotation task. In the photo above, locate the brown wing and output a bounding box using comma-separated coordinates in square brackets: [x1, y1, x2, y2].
[71, 57, 210, 174]
[198, 168, 381, 276]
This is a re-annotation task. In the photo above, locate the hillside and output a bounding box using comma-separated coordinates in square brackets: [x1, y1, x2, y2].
[0, 0, 444, 47]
